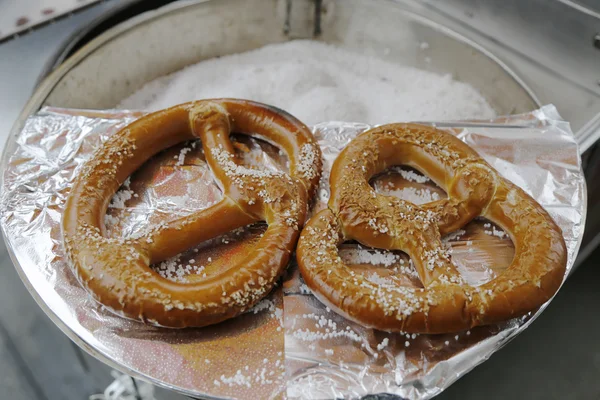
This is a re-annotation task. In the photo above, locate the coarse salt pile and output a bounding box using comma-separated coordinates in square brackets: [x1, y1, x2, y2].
[119, 40, 496, 125]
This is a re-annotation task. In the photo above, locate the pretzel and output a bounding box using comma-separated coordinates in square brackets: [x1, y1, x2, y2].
[62, 99, 322, 328]
[296, 123, 567, 334]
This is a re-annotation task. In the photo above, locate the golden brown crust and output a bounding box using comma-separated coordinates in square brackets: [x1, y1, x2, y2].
[296, 123, 567, 334]
[62, 99, 322, 328]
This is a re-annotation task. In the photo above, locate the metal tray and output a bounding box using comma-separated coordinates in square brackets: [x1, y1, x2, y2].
[0, 0, 596, 398]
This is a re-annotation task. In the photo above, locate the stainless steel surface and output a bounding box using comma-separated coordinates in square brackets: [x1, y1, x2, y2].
[418, 0, 600, 147]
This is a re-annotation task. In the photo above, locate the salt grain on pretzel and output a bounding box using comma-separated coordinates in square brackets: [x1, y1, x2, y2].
[62, 99, 322, 328]
[297, 123, 567, 334]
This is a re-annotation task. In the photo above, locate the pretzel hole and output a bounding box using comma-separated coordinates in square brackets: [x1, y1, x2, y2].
[370, 166, 446, 205]
[152, 223, 268, 283]
[233, 135, 289, 174]
[104, 140, 222, 236]
[103, 134, 288, 283]
[368, 167, 515, 286]
[338, 243, 423, 288]
[104, 135, 288, 234]
[442, 218, 514, 286]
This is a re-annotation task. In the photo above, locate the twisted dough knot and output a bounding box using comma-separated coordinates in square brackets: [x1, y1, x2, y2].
[297, 124, 567, 334]
[62, 99, 322, 328]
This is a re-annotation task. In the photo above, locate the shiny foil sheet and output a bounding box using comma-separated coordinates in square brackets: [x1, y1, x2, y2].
[0, 105, 585, 399]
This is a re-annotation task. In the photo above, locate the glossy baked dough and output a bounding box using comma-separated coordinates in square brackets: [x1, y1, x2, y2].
[62, 99, 322, 328]
[297, 123, 567, 334]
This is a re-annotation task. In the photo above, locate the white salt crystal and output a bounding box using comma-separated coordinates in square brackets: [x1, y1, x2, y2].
[119, 41, 496, 125]
[374, 182, 441, 205]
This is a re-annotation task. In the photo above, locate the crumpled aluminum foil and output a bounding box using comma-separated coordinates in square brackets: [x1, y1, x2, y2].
[0, 105, 585, 400]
